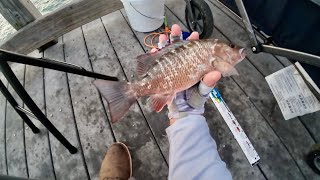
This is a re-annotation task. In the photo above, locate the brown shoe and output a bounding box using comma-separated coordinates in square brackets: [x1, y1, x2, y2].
[99, 142, 132, 180]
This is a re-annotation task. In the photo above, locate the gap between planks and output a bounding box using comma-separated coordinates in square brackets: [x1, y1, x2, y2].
[120, 8, 266, 180]
[82, 16, 169, 179]
[204, 1, 318, 178]
[164, 0, 314, 179]
[44, 37, 89, 180]
[24, 50, 56, 179]
[0, 74, 8, 175]
[206, 0, 320, 143]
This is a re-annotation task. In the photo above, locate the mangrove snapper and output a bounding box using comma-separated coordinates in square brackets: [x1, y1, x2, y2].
[94, 39, 246, 123]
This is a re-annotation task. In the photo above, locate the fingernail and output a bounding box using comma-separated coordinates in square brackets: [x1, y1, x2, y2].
[171, 24, 182, 36]
[210, 81, 216, 87]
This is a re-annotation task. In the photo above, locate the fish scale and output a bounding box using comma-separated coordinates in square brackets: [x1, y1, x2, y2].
[134, 41, 212, 96]
[94, 39, 246, 122]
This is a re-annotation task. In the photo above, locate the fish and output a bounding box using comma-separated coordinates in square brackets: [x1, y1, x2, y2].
[94, 39, 246, 123]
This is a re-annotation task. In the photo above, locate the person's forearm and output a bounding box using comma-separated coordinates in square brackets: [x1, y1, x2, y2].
[166, 115, 232, 180]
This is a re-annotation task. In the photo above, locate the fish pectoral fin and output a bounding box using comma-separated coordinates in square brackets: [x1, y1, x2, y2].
[221, 65, 239, 77]
[214, 61, 239, 77]
[151, 93, 175, 112]
[166, 93, 175, 106]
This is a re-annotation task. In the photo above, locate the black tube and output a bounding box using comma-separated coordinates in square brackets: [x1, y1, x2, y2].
[0, 49, 118, 81]
[0, 80, 39, 133]
[0, 61, 77, 154]
[262, 45, 320, 67]
[234, 0, 259, 48]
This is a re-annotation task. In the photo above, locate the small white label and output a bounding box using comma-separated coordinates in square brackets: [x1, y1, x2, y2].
[265, 62, 320, 120]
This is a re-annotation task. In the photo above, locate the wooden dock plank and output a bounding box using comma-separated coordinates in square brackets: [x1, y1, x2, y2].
[230, 61, 312, 179]
[205, 78, 268, 180]
[127, 5, 262, 177]
[209, 76, 306, 179]
[120, 7, 201, 161]
[120, 9, 171, 161]
[302, 113, 320, 143]
[210, 0, 320, 158]
[231, 60, 317, 178]
[165, 0, 309, 179]
[0, 1, 316, 179]
[63, 27, 116, 180]
[120, 9, 265, 179]
[24, 51, 55, 179]
[204, 1, 319, 178]
[122, 6, 298, 179]
[123, 2, 262, 178]
[0, 0, 41, 30]
[5, 63, 28, 177]
[0, 75, 8, 175]
[0, 0, 123, 55]
[44, 38, 88, 179]
[100, 13, 169, 179]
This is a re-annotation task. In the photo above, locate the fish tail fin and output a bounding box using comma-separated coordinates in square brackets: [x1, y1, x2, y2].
[93, 80, 136, 123]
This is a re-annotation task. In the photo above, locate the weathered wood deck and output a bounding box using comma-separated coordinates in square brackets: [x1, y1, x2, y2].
[0, 0, 319, 179]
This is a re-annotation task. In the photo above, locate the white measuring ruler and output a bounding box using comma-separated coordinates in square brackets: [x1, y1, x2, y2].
[209, 88, 260, 166]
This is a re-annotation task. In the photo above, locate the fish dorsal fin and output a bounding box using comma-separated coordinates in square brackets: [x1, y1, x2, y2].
[136, 40, 190, 76]
[136, 53, 159, 76]
[150, 93, 175, 112]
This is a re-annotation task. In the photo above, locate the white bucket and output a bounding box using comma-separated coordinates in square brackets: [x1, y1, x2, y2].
[121, 0, 165, 32]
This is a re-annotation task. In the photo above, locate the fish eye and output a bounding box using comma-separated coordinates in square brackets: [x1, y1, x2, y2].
[229, 44, 235, 48]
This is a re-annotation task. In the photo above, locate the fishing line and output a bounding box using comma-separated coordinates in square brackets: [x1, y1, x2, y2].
[143, 16, 171, 49]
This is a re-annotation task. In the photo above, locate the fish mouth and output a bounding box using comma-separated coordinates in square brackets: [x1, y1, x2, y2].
[239, 48, 246, 59]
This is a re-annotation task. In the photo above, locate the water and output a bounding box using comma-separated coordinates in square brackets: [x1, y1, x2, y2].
[0, 0, 73, 43]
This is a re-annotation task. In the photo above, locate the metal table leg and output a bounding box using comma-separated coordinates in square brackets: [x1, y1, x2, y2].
[0, 61, 78, 154]
[0, 79, 39, 133]
[0, 48, 119, 154]
[0, 49, 118, 81]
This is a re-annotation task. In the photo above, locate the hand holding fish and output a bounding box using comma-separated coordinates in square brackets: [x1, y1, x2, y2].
[151, 25, 222, 125]
[94, 24, 246, 123]
[167, 71, 222, 124]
